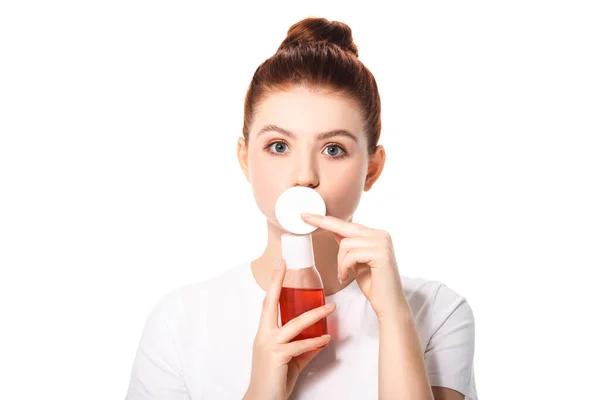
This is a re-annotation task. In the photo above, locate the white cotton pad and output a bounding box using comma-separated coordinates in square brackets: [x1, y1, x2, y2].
[275, 187, 326, 235]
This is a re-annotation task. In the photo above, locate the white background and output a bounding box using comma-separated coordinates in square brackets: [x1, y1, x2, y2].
[1, 1, 599, 399]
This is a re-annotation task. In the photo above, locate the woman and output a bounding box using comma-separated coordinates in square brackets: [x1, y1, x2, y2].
[126, 17, 477, 400]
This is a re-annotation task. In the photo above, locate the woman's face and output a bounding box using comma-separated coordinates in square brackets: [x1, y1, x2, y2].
[238, 86, 383, 232]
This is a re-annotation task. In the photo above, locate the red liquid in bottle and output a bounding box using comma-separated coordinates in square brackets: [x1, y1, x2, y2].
[279, 287, 328, 341]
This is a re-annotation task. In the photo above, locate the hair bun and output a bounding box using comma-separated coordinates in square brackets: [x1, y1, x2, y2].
[278, 17, 359, 57]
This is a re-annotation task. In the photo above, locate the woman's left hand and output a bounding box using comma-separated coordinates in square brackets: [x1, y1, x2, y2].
[301, 213, 408, 320]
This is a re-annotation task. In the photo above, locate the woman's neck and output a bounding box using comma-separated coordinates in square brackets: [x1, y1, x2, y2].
[250, 219, 354, 296]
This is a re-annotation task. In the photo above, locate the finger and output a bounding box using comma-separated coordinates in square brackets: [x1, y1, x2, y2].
[301, 213, 370, 238]
[337, 244, 348, 284]
[339, 237, 378, 250]
[337, 237, 377, 282]
[339, 249, 376, 282]
[277, 303, 336, 343]
[277, 334, 332, 361]
[259, 259, 287, 330]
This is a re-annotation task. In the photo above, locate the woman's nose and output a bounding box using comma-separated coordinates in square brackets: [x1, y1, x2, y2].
[292, 155, 319, 188]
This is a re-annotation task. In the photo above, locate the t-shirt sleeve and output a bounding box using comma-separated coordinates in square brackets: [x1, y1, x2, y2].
[125, 291, 190, 400]
[424, 284, 478, 400]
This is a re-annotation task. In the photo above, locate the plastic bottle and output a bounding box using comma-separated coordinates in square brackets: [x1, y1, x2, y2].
[279, 232, 328, 342]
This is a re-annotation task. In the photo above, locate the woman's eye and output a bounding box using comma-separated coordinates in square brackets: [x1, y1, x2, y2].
[268, 141, 288, 154]
[323, 145, 346, 158]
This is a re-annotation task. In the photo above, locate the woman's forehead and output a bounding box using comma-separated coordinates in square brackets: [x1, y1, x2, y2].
[251, 88, 364, 139]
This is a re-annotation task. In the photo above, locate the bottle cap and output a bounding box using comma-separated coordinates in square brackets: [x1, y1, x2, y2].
[281, 233, 315, 270]
[275, 187, 326, 235]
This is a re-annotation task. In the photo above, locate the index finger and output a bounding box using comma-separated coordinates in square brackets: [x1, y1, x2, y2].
[301, 213, 369, 238]
[259, 259, 286, 330]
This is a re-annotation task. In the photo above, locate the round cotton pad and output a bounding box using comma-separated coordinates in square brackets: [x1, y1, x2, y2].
[275, 187, 326, 235]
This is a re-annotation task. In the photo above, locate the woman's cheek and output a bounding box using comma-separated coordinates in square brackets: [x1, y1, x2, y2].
[325, 189, 362, 221]
[323, 170, 364, 220]
[249, 166, 284, 222]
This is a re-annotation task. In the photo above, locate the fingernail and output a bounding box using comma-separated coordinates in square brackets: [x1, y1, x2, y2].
[324, 302, 336, 309]
[275, 259, 282, 270]
[322, 334, 332, 340]
[301, 213, 315, 219]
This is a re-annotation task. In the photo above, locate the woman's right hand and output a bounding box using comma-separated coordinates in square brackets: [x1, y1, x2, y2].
[243, 259, 336, 400]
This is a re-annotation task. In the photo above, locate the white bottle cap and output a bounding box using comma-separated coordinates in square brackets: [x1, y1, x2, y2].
[281, 233, 315, 270]
[275, 187, 326, 235]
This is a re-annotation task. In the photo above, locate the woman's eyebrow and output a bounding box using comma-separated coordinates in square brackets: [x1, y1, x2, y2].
[256, 124, 358, 142]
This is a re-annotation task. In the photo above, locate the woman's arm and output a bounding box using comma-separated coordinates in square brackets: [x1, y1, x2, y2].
[299, 214, 472, 399]
[378, 298, 434, 400]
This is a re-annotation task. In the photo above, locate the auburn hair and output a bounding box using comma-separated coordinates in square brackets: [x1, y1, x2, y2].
[242, 17, 382, 155]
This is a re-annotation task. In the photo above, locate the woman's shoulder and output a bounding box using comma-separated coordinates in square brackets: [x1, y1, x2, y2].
[400, 274, 474, 325]
[158, 262, 253, 307]
[401, 273, 468, 301]
[150, 262, 255, 322]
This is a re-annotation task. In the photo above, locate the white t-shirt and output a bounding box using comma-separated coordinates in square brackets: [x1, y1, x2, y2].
[126, 262, 478, 399]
